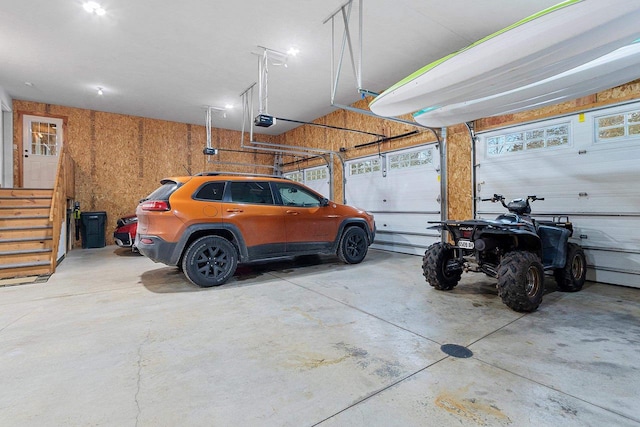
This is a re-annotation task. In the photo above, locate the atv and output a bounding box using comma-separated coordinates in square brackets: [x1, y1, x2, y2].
[423, 194, 587, 312]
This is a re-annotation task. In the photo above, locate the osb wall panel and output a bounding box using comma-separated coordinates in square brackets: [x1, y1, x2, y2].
[13, 100, 274, 246]
[446, 124, 472, 220]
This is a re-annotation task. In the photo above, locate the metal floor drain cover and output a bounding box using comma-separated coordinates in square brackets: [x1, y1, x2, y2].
[441, 344, 473, 358]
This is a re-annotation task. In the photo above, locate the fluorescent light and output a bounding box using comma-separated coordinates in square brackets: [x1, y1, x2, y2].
[83, 2, 106, 15]
[224, 104, 233, 109]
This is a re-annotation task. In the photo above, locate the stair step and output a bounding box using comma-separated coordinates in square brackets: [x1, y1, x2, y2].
[0, 262, 51, 280]
[0, 249, 52, 265]
[0, 226, 53, 240]
[0, 197, 52, 207]
[0, 188, 53, 198]
[0, 208, 51, 219]
[0, 216, 50, 227]
[0, 238, 52, 252]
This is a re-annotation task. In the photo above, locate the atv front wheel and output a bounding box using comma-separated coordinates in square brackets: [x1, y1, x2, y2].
[422, 242, 462, 290]
[554, 243, 586, 292]
[497, 251, 544, 312]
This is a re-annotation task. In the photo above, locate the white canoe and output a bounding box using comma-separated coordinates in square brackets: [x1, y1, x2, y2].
[414, 41, 640, 127]
[369, 0, 640, 118]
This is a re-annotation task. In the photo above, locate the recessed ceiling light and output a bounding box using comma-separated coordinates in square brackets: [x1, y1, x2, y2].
[83, 1, 106, 15]
[97, 87, 103, 95]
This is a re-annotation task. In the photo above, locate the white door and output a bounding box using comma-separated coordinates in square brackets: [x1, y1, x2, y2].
[23, 115, 63, 188]
[345, 144, 441, 255]
[476, 101, 640, 288]
[284, 165, 331, 198]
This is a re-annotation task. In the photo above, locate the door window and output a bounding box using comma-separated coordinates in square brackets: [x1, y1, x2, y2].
[276, 182, 322, 207]
[228, 181, 273, 204]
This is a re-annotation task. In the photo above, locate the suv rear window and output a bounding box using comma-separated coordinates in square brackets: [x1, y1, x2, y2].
[142, 180, 181, 201]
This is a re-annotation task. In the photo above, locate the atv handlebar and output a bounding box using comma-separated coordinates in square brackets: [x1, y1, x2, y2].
[481, 194, 544, 207]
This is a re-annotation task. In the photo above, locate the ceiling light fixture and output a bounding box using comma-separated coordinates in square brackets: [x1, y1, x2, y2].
[83, 1, 106, 16]
[224, 104, 233, 109]
[287, 47, 300, 57]
[97, 87, 103, 95]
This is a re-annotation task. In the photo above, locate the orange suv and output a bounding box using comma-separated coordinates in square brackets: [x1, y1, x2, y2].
[135, 173, 376, 287]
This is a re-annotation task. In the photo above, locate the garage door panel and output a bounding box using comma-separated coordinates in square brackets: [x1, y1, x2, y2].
[477, 102, 640, 287]
[346, 145, 441, 256]
[374, 212, 440, 236]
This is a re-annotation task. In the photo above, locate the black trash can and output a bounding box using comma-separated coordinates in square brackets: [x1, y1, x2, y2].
[81, 211, 107, 248]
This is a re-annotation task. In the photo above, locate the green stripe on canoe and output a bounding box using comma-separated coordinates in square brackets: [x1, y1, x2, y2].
[372, 0, 582, 104]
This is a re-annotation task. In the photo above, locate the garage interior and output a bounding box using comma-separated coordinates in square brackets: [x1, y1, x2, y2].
[1, 1, 639, 425]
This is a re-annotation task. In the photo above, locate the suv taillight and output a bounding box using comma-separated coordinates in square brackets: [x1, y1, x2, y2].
[141, 200, 170, 211]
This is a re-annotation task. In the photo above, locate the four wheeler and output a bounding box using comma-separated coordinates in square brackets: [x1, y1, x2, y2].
[422, 194, 587, 312]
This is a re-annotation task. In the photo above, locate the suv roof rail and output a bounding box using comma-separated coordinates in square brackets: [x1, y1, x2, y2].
[194, 171, 290, 179]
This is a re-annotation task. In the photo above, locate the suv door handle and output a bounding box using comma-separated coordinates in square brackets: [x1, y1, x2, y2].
[226, 208, 243, 213]
[286, 210, 299, 215]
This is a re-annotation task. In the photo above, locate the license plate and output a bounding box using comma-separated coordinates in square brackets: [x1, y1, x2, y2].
[458, 240, 474, 249]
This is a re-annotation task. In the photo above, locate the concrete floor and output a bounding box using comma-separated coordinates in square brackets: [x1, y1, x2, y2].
[1, 246, 639, 426]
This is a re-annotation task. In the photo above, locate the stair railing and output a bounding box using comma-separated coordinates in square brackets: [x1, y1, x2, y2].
[49, 145, 75, 272]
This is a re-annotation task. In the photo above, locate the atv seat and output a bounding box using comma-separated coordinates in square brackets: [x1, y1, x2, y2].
[496, 213, 519, 223]
[538, 225, 571, 269]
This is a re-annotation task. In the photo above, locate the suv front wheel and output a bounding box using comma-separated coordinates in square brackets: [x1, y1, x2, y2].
[337, 226, 368, 264]
[182, 235, 238, 287]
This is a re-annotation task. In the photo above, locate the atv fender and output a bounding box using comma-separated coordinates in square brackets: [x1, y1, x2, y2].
[538, 225, 571, 269]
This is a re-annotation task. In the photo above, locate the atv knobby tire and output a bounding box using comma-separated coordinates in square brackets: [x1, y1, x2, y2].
[554, 242, 587, 292]
[423, 242, 461, 290]
[497, 251, 544, 312]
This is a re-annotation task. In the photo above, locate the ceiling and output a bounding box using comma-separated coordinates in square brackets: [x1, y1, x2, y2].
[0, 0, 560, 135]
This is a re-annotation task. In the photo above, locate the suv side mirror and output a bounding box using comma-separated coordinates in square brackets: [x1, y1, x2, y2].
[320, 197, 329, 207]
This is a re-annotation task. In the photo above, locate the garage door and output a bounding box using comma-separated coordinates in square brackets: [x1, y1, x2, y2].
[283, 165, 330, 198]
[345, 144, 441, 255]
[476, 101, 640, 288]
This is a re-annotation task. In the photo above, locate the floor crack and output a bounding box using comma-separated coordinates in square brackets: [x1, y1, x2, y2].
[135, 327, 151, 427]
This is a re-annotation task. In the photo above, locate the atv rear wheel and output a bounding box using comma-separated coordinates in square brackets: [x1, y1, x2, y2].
[497, 251, 544, 312]
[422, 242, 462, 290]
[554, 242, 586, 292]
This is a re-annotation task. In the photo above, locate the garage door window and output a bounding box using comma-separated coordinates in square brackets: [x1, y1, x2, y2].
[487, 123, 569, 156]
[285, 171, 303, 182]
[306, 168, 327, 181]
[389, 149, 432, 170]
[350, 158, 381, 175]
[596, 109, 640, 142]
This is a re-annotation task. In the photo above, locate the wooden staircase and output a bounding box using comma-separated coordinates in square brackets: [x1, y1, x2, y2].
[0, 188, 54, 279]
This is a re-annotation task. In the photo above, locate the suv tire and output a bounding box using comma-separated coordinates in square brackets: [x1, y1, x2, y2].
[337, 226, 368, 264]
[422, 242, 461, 290]
[497, 251, 544, 312]
[554, 242, 586, 292]
[182, 235, 238, 287]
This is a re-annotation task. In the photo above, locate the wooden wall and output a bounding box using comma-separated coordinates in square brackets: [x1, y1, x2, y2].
[13, 79, 640, 248]
[13, 101, 275, 246]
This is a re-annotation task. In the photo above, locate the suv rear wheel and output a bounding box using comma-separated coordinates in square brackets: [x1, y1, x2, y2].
[337, 226, 368, 264]
[182, 235, 238, 287]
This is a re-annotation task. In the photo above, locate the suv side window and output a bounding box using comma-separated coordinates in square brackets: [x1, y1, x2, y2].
[193, 182, 226, 201]
[275, 182, 322, 207]
[229, 181, 274, 204]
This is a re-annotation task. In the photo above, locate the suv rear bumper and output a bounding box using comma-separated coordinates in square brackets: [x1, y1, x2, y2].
[136, 235, 180, 266]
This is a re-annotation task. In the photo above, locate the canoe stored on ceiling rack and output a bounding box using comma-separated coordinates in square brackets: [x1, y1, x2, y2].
[369, 0, 640, 118]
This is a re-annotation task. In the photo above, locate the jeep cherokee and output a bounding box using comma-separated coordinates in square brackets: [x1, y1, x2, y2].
[135, 173, 376, 287]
